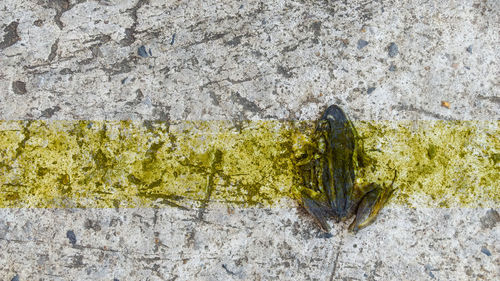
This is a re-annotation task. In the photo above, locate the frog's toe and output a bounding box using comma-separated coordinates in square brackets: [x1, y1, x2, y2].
[302, 197, 332, 232]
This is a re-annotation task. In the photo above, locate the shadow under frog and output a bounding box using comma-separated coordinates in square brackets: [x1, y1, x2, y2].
[295, 105, 396, 233]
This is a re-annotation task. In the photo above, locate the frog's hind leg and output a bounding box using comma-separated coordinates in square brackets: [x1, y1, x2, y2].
[348, 179, 397, 233]
[302, 197, 333, 232]
[346, 183, 378, 218]
[348, 186, 382, 233]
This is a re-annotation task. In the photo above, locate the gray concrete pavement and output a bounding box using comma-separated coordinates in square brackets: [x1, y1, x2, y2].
[1, 206, 499, 280]
[1, 0, 498, 121]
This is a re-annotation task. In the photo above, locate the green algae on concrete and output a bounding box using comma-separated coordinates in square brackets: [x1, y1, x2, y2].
[0, 121, 298, 208]
[354, 121, 499, 208]
[0, 120, 498, 208]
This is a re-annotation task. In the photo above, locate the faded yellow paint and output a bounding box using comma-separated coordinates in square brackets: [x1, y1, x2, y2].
[0, 120, 498, 208]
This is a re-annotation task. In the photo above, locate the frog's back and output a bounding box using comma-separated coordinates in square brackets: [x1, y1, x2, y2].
[316, 104, 357, 218]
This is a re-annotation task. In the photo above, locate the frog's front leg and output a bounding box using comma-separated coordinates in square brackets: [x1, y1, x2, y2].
[348, 183, 396, 232]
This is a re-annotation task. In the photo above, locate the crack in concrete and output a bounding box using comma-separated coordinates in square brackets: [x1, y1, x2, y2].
[329, 233, 344, 281]
[47, 39, 59, 61]
[394, 104, 452, 120]
[196, 149, 222, 221]
[46, 0, 79, 30]
[120, 0, 149, 46]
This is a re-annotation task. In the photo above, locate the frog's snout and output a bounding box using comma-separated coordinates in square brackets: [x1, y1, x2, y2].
[321, 105, 346, 121]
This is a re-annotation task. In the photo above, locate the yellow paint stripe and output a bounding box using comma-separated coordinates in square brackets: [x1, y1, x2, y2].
[0, 120, 498, 208]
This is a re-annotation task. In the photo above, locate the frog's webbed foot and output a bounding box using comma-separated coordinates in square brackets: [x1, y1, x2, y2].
[302, 195, 333, 232]
[348, 172, 397, 232]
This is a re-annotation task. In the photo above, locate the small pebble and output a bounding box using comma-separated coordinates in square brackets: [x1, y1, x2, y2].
[12, 81, 27, 95]
[466, 45, 472, 54]
[357, 39, 369, 49]
[66, 230, 77, 246]
[424, 264, 435, 279]
[170, 33, 176, 45]
[481, 247, 491, 256]
[143, 96, 152, 107]
[388, 42, 398, 57]
[11, 274, 19, 281]
[367, 87, 376, 94]
[389, 64, 396, 72]
[322, 232, 333, 238]
[138, 45, 149, 58]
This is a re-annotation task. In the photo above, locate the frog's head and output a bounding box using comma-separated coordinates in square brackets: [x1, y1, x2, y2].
[316, 105, 355, 152]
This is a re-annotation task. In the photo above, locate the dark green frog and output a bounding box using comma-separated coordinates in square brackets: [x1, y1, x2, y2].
[295, 105, 395, 233]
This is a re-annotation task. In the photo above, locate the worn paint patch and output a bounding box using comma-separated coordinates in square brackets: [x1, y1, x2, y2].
[0, 120, 498, 208]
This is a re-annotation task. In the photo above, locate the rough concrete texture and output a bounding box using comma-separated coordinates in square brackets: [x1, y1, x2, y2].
[1, 206, 499, 280]
[1, 0, 498, 120]
[0, 0, 499, 280]
[0, 205, 500, 280]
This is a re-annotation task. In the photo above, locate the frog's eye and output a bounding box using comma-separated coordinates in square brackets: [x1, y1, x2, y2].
[317, 120, 329, 131]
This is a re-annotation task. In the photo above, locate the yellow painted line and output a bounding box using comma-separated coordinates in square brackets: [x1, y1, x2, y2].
[0, 120, 498, 208]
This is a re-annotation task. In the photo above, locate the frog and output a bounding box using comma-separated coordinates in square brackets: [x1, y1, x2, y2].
[295, 105, 396, 233]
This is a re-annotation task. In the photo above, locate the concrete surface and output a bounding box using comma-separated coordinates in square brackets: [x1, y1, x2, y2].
[0, 207, 499, 280]
[1, 0, 498, 120]
[0, 0, 499, 280]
